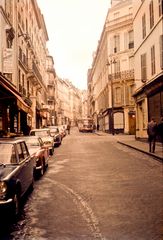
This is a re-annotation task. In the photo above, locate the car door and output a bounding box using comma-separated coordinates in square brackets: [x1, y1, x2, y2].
[16, 142, 33, 195]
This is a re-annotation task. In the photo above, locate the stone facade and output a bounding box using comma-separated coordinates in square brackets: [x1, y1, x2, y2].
[88, 0, 135, 134]
[133, 0, 163, 139]
[0, 0, 84, 135]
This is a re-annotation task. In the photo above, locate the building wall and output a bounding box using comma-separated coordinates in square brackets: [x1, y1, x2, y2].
[133, 0, 163, 138]
[88, 0, 135, 134]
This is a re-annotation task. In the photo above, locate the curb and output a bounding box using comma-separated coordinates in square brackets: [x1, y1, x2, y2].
[117, 141, 163, 162]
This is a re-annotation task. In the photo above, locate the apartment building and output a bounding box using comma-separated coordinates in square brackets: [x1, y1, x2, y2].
[88, 0, 135, 134]
[56, 78, 82, 126]
[0, 0, 56, 135]
[81, 90, 88, 119]
[45, 54, 57, 126]
[0, 0, 33, 135]
[133, 0, 163, 139]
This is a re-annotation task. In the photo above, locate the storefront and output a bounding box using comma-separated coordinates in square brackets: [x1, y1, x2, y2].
[134, 75, 163, 139]
[0, 74, 32, 136]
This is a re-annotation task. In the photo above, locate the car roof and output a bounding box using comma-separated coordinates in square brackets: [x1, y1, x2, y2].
[30, 128, 50, 132]
[0, 138, 24, 144]
[15, 136, 40, 139]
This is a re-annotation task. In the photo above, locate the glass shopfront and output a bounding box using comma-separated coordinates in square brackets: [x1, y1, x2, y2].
[148, 90, 163, 123]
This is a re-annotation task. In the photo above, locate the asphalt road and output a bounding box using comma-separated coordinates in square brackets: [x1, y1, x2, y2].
[1, 127, 163, 240]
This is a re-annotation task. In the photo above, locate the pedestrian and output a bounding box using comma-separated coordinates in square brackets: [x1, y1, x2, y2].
[67, 123, 71, 134]
[22, 124, 31, 136]
[147, 117, 157, 153]
[157, 117, 163, 143]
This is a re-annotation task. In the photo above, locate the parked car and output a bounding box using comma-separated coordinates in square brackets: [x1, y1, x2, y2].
[58, 125, 67, 138]
[30, 128, 54, 155]
[0, 138, 34, 217]
[16, 136, 49, 177]
[48, 126, 62, 147]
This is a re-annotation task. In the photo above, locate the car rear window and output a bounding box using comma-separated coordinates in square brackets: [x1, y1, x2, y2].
[0, 143, 15, 164]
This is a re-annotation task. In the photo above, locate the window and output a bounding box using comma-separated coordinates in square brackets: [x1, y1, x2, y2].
[160, 35, 163, 69]
[128, 30, 134, 48]
[149, 1, 154, 29]
[115, 60, 120, 73]
[114, 12, 119, 19]
[129, 84, 135, 103]
[21, 142, 28, 158]
[115, 87, 121, 104]
[113, 35, 120, 53]
[17, 143, 24, 162]
[141, 53, 147, 82]
[158, 0, 162, 17]
[151, 45, 156, 75]
[142, 14, 146, 39]
[11, 146, 16, 163]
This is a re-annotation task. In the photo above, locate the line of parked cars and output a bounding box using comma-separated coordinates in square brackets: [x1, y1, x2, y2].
[0, 125, 67, 218]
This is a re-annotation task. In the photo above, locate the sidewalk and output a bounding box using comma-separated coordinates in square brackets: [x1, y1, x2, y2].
[95, 131, 163, 162]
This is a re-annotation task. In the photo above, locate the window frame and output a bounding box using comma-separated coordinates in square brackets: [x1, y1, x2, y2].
[149, 0, 154, 29]
[151, 45, 156, 75]
[141, 53, 147, 82]
[142, 13, 146, 39]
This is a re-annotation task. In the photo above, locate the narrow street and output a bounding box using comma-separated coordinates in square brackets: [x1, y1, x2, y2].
[1, 128, 163, 240]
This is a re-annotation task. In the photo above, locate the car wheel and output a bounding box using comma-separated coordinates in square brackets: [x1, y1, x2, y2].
[50, 147, 54, 155]
[13, 192, 20, 217]
[40, 159, 45, 176]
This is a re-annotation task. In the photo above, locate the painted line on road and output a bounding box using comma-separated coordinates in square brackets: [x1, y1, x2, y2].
[46, 178, 105, 240]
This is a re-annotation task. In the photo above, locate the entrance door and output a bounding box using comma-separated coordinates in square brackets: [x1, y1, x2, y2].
[129, 114, 136, 135]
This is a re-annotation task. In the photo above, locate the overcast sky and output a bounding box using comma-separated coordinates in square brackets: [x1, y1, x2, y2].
[37, 0, 111, 90]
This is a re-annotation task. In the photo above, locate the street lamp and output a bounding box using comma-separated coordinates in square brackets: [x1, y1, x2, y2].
[106, 58, 116, 135]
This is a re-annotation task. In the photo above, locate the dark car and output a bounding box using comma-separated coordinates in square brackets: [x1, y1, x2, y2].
[48, 126, 62, 147]
[0, 138, 34, 216]
[16, 136, 49, 177]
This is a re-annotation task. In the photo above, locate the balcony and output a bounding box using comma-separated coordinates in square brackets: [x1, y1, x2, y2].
[108, 69, 134, 81]
[18, 47, 28, 68]
[23, 96, 32, 107]
[32, 62, 42, 82]
[106, 14, 133, 31]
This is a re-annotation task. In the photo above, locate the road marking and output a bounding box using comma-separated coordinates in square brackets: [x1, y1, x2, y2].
[46, 178, 105, 240]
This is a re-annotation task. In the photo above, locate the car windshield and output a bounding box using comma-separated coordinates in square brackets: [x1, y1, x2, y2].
[31, 130, 49, 137]
[50, 129, 58, 133]
[0, 143, 14, 164]
[25, 138, 40, 147]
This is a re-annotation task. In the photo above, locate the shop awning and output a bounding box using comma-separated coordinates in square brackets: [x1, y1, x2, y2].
[0, 74, 33, 116]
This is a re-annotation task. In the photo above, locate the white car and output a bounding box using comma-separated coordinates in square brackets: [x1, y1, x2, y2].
[30, 128, 54, 155]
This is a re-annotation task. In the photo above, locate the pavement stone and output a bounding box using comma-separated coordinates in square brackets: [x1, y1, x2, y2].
[95, 131, 163, 162]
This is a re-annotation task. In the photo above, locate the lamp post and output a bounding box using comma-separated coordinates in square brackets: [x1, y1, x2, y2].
[106, 59, 116, 135]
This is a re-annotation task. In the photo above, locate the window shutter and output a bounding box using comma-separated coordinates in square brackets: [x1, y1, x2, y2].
[160, 35, 163, 69]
